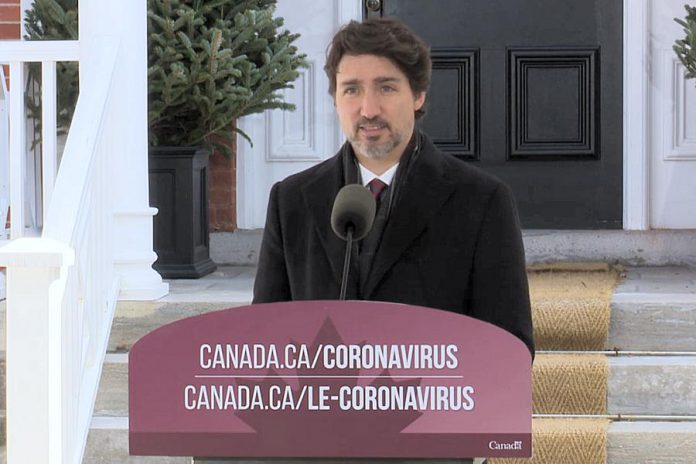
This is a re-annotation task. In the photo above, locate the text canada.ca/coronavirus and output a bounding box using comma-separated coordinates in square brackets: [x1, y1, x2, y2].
[184, 384, 475, 412]
[199, 343, 460, 370]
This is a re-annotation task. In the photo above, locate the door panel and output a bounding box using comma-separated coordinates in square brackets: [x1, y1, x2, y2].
[371, 0, 623, 228]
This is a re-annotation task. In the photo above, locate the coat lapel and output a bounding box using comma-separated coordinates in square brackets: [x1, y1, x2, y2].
[362, 141, 457, 299]
[300, 153, 350, 288]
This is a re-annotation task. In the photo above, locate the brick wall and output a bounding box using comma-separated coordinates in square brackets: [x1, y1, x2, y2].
[0, 1, 19, 90]
[0, 1, 20, 39]
[1, 1, 18, 237]
[208, 130, 237, 232]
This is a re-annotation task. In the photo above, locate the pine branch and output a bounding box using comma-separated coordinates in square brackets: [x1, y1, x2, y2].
[675, 5, 696, 81]
[25, 0, 308, 156]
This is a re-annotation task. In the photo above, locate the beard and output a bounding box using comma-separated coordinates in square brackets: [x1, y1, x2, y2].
[348, 117, 404, 160]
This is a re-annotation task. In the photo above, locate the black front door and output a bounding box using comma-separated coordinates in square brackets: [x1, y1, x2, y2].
[366, 0, 623, 229]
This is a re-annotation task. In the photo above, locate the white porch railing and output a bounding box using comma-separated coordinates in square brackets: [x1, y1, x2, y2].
[0, 64, 8, 240]
[1, 63, 8, 300]
[0, 35, 121, 463]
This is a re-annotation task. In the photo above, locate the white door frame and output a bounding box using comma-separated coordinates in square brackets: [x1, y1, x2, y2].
[623, 0, 650, 230]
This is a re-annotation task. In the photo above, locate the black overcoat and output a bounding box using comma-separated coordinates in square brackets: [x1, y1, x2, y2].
[253, 133, 534, 355]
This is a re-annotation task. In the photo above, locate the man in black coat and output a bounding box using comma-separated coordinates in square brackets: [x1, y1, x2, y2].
[253, 18, 534, 355]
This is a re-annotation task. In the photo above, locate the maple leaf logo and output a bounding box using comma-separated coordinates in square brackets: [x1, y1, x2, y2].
[235, 317, 422, 446]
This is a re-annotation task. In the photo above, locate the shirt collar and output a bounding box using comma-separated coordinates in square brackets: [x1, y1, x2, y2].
[359, 162, 399, 187]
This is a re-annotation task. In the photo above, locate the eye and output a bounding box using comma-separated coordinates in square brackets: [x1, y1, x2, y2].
[342, 86, 358, 96]
[380, 85, 396, 94]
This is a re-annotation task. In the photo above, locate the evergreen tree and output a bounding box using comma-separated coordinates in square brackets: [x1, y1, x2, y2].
[675, 5, 696, 81]
[148, 0, 306, 155]
[25, 0, 307, 156]
[24, 0, 79, 133]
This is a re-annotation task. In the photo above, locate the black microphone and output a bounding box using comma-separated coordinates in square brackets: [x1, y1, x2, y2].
[330, 184, 376, 299]
[331, 184, 376, 240]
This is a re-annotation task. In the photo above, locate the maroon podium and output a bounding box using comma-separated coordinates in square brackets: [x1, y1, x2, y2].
[129, 301, 532, 459]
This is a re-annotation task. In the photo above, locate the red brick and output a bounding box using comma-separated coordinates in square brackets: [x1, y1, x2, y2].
[0, 5, 19, 22]
[211, 187, 233, 197]
[208, 130, 237, 231]
[0, 23, 20, 39]
[211, 172, 232, 184]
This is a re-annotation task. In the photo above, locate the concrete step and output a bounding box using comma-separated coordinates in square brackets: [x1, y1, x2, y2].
[0, 415, 693, 463]
[80, 417, 696, 464]
[608, 356, 696, 415]
[210, 230, 696, 267]
[87, 417, 188, 463]
[607, 421, 696, 464]
[105, 266, 253, 353]
[610, 267, 696, 351]
[109, 266, 696, 353]
[2, 266, 694, 352]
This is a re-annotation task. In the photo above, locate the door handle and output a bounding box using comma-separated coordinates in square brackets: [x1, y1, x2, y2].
[365, 0, 382, 12]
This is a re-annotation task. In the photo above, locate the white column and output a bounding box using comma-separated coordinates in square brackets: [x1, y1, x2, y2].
[0, 238, 74, 464]
[8, 61, 26, 239]
[623, 0, 650, 230]
[79, 0, 168, 299]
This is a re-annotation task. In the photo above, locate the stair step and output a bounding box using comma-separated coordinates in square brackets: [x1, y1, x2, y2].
[107, 266, 254, 352]
[81, 417, 696, 464]
[110, 266, 696, 353]
[607, 421, 696, 464]
[87, 417, 188, 463]
[211, 230, 696, 267]
[0, 415, 691, 463]
[608, 356, 696, 415]
[1, 266, 694, 352]
[610, 267, 696, 351]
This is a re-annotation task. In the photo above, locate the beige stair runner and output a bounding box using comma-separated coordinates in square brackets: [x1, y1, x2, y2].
[492, 265, 620, 464]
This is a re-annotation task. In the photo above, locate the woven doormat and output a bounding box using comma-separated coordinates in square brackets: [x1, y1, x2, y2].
[490, 418, 611, 464]
[528, 264, 621, 350]
[533, 354, 608, 414]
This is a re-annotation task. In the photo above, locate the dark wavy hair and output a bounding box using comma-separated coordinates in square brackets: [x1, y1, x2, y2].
[324, 18, 431, 119]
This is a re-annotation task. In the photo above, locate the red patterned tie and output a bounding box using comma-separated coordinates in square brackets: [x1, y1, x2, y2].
[367, 178, 387, 199]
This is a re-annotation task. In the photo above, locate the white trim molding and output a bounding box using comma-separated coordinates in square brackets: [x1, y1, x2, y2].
[338, 0, 363, 25]
[665, 56, 696, 160]
[20, 0, 33, 40]
[623, 0, 651, 230]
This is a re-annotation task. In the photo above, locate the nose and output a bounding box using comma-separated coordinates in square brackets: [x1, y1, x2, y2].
[360, 90, 381, 119]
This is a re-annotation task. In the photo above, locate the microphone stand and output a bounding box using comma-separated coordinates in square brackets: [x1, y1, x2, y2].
[339, 225, 354, 300]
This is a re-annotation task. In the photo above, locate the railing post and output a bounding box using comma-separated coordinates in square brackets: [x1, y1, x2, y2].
[8, 61, 25, 239]
[0, 63, 8, 241]
[79, 0, 168, 300]
[41, 60, 58, 224]
[0, 238, 75, 464]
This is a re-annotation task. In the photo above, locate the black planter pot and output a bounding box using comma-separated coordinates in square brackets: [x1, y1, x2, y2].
[148, 146, 217, 279]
